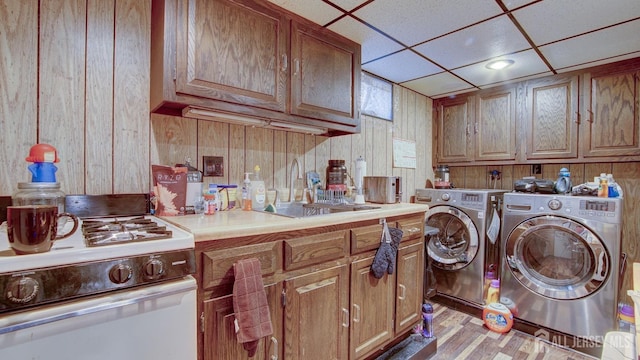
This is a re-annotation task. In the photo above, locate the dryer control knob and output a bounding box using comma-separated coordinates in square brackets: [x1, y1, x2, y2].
[441, 193, 450, 201]
[548, 199, 562, 210]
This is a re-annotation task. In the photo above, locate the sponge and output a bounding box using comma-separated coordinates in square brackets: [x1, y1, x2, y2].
[264, 203, 277, 213]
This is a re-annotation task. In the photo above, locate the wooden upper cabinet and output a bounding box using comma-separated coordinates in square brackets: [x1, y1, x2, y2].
[475, 87, 517, 161]
[582, 69, 640, 158]
[290, 21, 360, 127]
[175, 0, 288, 112]
[525, 75, 579, 159]
[435, 87, 516, 163]
[151, 0, 361, 135]
[435, 95, 475, 163]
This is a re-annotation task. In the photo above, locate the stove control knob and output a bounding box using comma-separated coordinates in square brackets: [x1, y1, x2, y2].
[109, 264, 133, 284]
[6, 277, 39, 304]
[144, 259, 165, 279]
[441, 193, 450, 201]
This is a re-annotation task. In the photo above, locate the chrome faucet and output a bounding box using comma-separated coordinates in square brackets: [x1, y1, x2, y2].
[289, 159, 301, 202]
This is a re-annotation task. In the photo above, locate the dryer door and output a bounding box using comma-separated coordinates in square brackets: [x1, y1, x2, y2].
[505, 215, 608, 300]
[426, 206, 479, 271]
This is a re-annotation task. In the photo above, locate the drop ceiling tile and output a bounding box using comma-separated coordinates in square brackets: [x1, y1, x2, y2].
[513, 0, 640, 45]
[452, 49, 550, 87]
[328, 17, 404, 63]
[401, 72, 474, 98]
[502, 0, 538, 10]
[413, 15, 530, 69]
[329, 0, 370, 12]
[362, 50, 442, 83]
[540, 20, 640, 70]
[266, 0, 342, 25]
[353, 0, 503, 46]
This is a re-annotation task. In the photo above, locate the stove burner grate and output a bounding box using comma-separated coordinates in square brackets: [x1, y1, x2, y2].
[82, 216, 173, 246]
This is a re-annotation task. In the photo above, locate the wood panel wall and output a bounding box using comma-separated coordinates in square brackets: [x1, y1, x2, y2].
[0, 0, 150, 195]
[150, 84, 433, 203]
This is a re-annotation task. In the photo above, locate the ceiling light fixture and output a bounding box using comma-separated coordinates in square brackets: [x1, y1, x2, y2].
[485, 59, 515, 70]
[181, 106, 327, 135]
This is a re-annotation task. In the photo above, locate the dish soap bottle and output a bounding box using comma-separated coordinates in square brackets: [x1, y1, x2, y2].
[252, 165, 266, 209]
[242, 172, 252, 211]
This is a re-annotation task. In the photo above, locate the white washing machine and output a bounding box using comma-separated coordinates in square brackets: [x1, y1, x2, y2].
[500, 192, 623, 340]
[415, 188, 507, 306]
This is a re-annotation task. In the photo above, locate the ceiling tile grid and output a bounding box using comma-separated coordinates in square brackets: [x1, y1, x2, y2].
[268, 0, 640, 99]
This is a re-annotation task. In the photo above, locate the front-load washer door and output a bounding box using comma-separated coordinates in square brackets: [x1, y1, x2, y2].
[426, 206, 479, 271]
[505, 215, 608, 300]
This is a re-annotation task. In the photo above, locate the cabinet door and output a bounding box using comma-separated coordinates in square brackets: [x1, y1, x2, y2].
[395, 242, 424, 335]
[350, 255, 394, 360]
[435, 95, 475, 163]
[290, 20, 360, 126]
[475, 87, 517, 161]
[284, 264, 349, 360]
[175, 0, 288, 112]
[203, 281, 282, 360]
[582, 70, 640, 157]
[525, 75, 579, 159]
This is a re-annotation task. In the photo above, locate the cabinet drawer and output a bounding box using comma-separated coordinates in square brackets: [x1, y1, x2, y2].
[201, 241, 282, 291]
[350, 224, 383, 254]
[396, 216, 425, 245]
[284, 230, 348, 270]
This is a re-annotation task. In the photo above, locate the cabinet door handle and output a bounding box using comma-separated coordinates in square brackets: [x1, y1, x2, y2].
[353, 304, 361, 323]
[466, 124, 470, 136]
[281, 54, 287, 72]
[587, 109, 594, 123]
[474, 122, 478, 134]
[270, 336, 278, 360]
[575, 111, 580, 124]
[342, 308, 350, 328]
[293, 58, 300, 76]
[398, 284, 406, 300]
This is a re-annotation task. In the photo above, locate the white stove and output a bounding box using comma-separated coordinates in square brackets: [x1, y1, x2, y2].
[0, 215, 195, 315]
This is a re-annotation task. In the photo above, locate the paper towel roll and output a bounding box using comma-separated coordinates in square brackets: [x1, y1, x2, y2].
[355, 156, 366, 191]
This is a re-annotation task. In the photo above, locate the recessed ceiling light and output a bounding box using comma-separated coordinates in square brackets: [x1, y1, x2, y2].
[486, 59, 515, 70]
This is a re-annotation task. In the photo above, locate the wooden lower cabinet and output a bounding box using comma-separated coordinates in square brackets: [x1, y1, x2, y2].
[350, 255, 395, 359]
[283, 264, 350, 359]
[203, 281, 283, 360]
[197, 212, 426, 360]
[395, 242, 425, 335]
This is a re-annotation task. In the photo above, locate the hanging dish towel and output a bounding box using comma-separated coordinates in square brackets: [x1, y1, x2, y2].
[371, 221, 404, 279]
[232, 258, 273, 357]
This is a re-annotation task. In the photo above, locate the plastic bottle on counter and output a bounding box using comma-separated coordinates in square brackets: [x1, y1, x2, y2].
[252, 165, 266, 209]
[242, 172, 252, 211]
[486, 279, 500, 304]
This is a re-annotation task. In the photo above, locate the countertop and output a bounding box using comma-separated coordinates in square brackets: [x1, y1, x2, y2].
[159, 202, 428, 242]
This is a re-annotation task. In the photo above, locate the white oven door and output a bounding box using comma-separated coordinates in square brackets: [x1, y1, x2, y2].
[0, 276, 197, 360]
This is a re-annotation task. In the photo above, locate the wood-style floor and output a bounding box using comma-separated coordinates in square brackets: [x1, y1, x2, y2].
[427, 303, 598, 360]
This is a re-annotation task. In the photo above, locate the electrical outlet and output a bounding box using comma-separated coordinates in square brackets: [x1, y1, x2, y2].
[203, 156, 224, 177]
[531, 164, 542, 175]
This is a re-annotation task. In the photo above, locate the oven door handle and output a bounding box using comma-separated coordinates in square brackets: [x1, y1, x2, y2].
[0, 277, 196, 335]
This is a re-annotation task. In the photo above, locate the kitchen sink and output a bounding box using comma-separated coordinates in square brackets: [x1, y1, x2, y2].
[253, 202, 381, 218]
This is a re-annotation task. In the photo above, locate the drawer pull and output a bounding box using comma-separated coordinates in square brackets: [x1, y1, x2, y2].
[353, 304, 361, 323]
